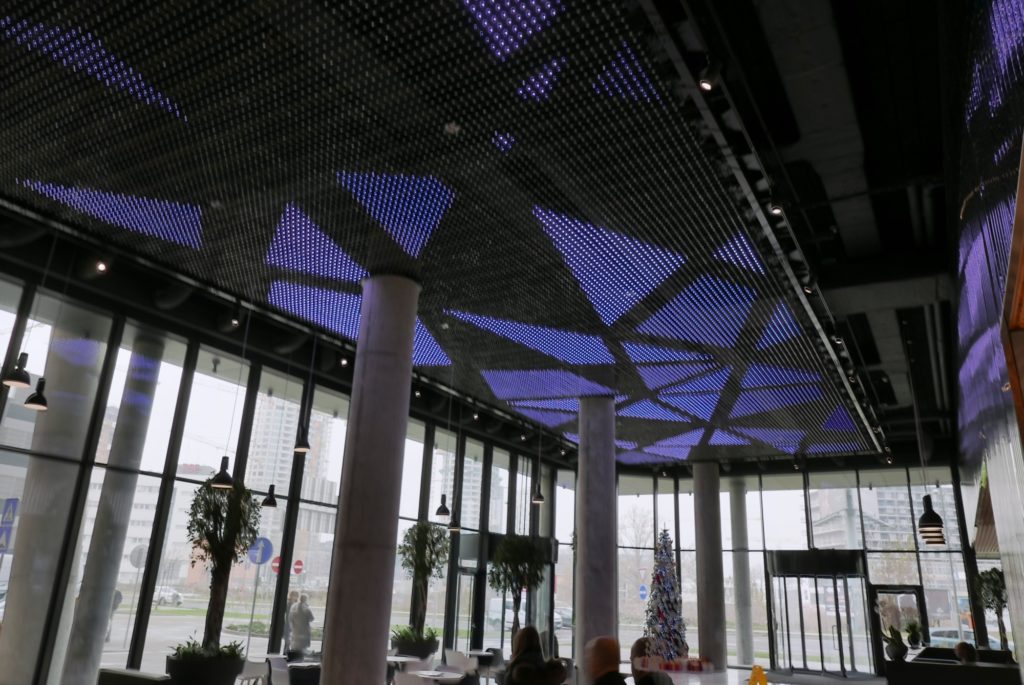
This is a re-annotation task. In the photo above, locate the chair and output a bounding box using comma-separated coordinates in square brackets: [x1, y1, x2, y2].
[266, 656, 292, 685]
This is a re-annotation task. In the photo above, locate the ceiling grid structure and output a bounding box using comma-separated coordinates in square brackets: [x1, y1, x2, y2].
[0, 0, 880, 463]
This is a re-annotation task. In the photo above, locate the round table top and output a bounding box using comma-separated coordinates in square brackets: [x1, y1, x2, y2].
[467, 650, 493, 656]
[388, 655, 425, 663]
[410, 670, 464, 683]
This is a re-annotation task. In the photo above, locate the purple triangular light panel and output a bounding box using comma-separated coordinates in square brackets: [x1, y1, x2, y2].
[732, 427, 806, 455]
[268, 281, 361, 341]
[617, 399, 690, 422]
[618, 450, 674, 465]
[729, 385, 823, 419]
[562, 432, 636, 450]
[535, 207, 686, 326]
[22, 181, 202, 248]
[592, 41, 662, 103]
[514, 398, 581, 412]
[807, 442, 862, 455]
[714, 232, 764, 274]
[413, 321, 450, 366]
[448, 310, 613, 364]
[637, 276, 755, 347]
[461, 0, 564, 61]
[636, 363, 716, 391]
[622, 342, 711, 364]
[663, 367, 732, 393]
[757, 300, 800, 349]
[822, 405, 857, 432]
[517, 57, 567, 101]
[481, 369, 614, 400]
[653, 429, 706, 447]
[658, 393, 720, 421]
[643, 445, 691, 460]
[266, 204, 367, 283]
[708, 430, 750, 447]
[1, 17, 185, 119]
[742, 364, 820, 388]
[516, 407, 576, 428]
[337, 171, 454, 257]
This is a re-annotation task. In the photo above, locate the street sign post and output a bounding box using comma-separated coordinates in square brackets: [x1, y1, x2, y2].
[246, 537, 274, 654]
[271, 556, 281, 574]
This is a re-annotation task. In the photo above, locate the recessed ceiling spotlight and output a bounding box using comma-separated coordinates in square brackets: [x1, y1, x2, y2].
[472, 412, 479, 420]
[441, 322, 450, 330]
[340, 357, 349, 367]
[560, 449, 567, 456]
[414, 389, 421, 398]
[95, 260, 108, 274]
[444, 121, 461, 136]
[698, 60, 719, 91]
[768, 202, 784, 216]
[520, 434, 527, 441]
[832, 335, 844, 346]
[803, 284, 814, 294]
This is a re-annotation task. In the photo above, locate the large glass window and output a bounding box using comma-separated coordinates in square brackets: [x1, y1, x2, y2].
[808, 471, 863, 549]
[909, 467, 962, 550]
[515, 455, 532, 535]
[302, 385, 349, 503]
[761, 474, 808, 550]
[245, 367, 303, 494]
[460, 439, 484, 531]
[289, 502, 337, 654]
[429, 428, 457, 526]
[176, 348, 248, 479]
[860, 469, 916, 550]
[399, 421, 425, 519]
[489, 449, 511, 534]
[618, 475, 654, 661]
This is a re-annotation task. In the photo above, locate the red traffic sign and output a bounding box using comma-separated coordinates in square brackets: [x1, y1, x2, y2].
[271, 556, 281, 574]
[293, 559, 304, 575]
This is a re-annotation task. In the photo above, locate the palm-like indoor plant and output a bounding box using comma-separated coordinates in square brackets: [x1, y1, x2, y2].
[881, 625, 908, 661]
[166, 479, 261, 685]
[394, 521, 450, 657]
[487, 534, 548, 636]
[904, 621, 921, 649]
[977, 567, 1010, 650]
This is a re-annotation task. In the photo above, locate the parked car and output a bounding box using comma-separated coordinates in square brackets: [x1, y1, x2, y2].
[486, 596, 523, 630]
[929, 628, 1009, 651]
[553, 612, 563, 631]
[153, 586, 182, 606]
[555, 605, 573, 628]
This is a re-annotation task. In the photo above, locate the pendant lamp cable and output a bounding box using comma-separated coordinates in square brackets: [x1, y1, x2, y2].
[224, 312, 252, 457]
[902, 325, 944, 544]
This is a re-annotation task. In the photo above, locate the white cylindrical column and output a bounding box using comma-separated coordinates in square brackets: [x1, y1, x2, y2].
[729, 477, 753, 665]
[574, 395, 617, 682]
[694, 462, 726, 670]
[320, 275, 420, 685]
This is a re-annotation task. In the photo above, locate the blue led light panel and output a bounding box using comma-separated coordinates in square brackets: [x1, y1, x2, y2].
[515, 407, 576, 428]
[662, 367, 732, 393]
[514, 398, 580, 411]
[1, 17, 185, 119]
[413, 321, 450, 366]
[493, 131, 516, 153]
[729, 385, 823, 419]
[534, 207, 686, 326]
[643, 445, 690, 460]
[732, 427, 806, 455]
[652, 429, 705, 447]
[658, 392, 719, 420]
[637, 276, 755, 347]
[448, 310, 613, 364]
[518, 57, 567, 101]
[618, 450, 673, 465]
[461, 0, 564, 61]
[636, 363, 717, 391]
[593, 41, 662, 103]
[337, 171, 454, 258]
[741, 364, 821, 388]
[622, 342, 711, 364]
[22, 180, 202, 248]
[266, 204, 367, 283]
[714, 232, 765, 274]
[757, 301, 800, 350]
[709, 430, 749, 447]
[822, 405, 857, 432]
[807, 442, 861, 455]
[481, 369, 614, 400]
[268, 281, 361, 340]
[618, 399, 689, 422]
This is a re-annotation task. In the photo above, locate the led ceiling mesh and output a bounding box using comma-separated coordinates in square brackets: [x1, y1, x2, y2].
[0, 0, 875, 462]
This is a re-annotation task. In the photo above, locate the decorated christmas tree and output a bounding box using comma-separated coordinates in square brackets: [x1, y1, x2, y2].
[644, 529, 687, 662]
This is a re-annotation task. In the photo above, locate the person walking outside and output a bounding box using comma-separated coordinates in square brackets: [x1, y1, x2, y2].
[288, 593, 315, 655]
[283, 590, 298, 653]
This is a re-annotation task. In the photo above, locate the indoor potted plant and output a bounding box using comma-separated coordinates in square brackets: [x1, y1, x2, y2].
[977, 567, 1010, 650]
[394, 521, 449, 657]
[904, 621, 921, 649]
[881, 625, 908, 661]
[166, 478, 261, 685]
[487, 534, 548, 637]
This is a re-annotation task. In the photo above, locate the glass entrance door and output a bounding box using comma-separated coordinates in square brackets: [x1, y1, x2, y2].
[453, 573, 475, 653]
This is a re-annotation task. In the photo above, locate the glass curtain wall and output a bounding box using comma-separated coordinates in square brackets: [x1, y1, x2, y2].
[617, 475, 654, 662]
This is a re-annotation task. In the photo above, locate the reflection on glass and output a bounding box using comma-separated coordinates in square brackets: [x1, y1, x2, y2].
[244, 367, 303, 493]
[177, 348, 248, 479]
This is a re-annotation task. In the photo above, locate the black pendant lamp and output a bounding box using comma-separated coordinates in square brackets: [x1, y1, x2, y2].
[3, 352, 31, 388]
[532, 484, 545, 505]
[211, 456, 234, 489]
[293, 428, 311, 454]
[918, 495, 945, 545]
[448, 515, 460, 533]
[24, 378, 48, 411]
[262, 484, 278, 508]
[435, 493, 450, 518]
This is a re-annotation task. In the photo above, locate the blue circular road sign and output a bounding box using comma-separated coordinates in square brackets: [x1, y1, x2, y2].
[639, 584, 649, 601]
[248, 537, 273, 565]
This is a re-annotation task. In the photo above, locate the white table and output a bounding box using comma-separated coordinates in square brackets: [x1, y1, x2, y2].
[409, 670, 465, 683]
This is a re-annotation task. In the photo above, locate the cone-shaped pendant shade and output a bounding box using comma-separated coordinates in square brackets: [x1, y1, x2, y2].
[211, 456, 234, 489]
[918, 494, 945, 545]
[262, 484, 278, 507]
[3, 352, 31, 388]
[24, 377, 48, 411]
[435, 493, 450, 518]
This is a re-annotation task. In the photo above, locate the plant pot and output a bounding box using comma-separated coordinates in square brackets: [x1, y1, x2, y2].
[908, 638, 921, 649]
[166, 655, 244, 685]
[885, 642, 908, 661]
[391, 635, 438, 659]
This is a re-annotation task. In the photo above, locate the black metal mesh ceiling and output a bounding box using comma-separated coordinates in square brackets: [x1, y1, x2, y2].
[0, 0, 879, 462]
